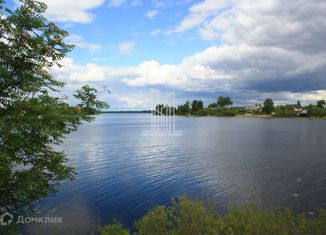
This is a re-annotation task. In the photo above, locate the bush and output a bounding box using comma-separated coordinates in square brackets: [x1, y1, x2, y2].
[274, 106, 298, 118]
[98, 197, 326, 235]
[307, 105, 326, 118]
[99, 223, 130, 235]
[218, 109, 238, 117]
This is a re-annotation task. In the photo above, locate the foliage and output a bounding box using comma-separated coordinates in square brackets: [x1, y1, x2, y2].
[316, 100, 326, 109]
[0, 0, 109, 216]
[262, 98, 275, 114]
[99, 223, 130, 235]
[154, 104, 176, 115]
[74, 85, 110, 115]
[207, 102, 218, 109]
[307, 105, 326, 118]
[274, 105, 298, 118]
[217, 96, 233, 108]
[156, 97, 326, 118]
[176, 101, 191, 115]
[191, 100, 204, 113]
[100, 197, 326, 235]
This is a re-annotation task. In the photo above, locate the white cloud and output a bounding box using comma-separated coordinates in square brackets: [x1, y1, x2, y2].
[107, 0, 143, 7]
[31, 0, 106, 23]
[117, 97, 144, 107]
[168, 0, 229, 34]
[150, 28, 162, 36]
[146, 10, 158, 19]
[51, 38, 326, 98]
[51, 58, 137, 83]
[107, 0, 126, 7]
[48, 0, 326, 105]
[67, 35, 102, 53]
[282, 90, 326, 104]
[170, 0, 326, 54]
[118, 41, 136, 54]
[51, 58, 108, 82]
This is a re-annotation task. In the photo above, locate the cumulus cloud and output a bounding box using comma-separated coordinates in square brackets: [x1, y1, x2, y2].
[30, 0, 105, 23]
[118, 41, 136, 54]
[166, 0, 326, 94]
[118, 97, 144, 107]
[170, 0, 326, 53]
[50, 58, 136, 83]
[49, 0, 326, 105]
[67, 35, 102, 53]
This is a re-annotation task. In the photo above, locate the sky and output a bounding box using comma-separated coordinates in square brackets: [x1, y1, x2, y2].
[8, 0, 326, 110]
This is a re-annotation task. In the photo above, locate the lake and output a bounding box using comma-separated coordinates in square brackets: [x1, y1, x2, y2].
[26, 114, 326, 234]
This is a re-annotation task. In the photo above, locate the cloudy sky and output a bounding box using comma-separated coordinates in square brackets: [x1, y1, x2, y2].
[11, 0, 326, 110]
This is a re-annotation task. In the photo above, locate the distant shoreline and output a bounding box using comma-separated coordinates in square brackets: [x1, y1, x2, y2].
[100, 112, 326, 120]
[101, 110, 151, 114]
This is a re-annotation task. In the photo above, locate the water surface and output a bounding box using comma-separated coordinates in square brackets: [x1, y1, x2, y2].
[26, 114, 326, 234]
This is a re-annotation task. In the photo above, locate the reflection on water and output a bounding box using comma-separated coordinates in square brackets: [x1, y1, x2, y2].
[26, 114, 326, 234]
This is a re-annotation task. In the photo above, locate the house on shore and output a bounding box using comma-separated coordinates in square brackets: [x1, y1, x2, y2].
[300, 110, 308, 117]
[244, 105, 263, 114]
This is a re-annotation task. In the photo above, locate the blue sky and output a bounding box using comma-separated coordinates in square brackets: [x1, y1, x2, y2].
[7, 0, 326, 110]
[66, 0, 214, 66]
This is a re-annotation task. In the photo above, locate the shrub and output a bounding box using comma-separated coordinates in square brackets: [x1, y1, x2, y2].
[99, 197, 326, 235]
[99, 223, 130, 235]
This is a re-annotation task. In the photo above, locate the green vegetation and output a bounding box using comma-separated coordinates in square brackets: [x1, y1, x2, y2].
[317, 100, 326, 109]
[154, 97, 326, 118]
[262, 98, 275, 115]
[74, 85, 110, 115]
[307, 104, 326, 118]
[0, 0, 108, 218]
[217, 96, 233, 108]
[99, 223, 130, 235]
[99, 197, 326, 235]
[191, 100, 204, 112]
[274, 105, 298, 118]
[174, 97, 239, 117]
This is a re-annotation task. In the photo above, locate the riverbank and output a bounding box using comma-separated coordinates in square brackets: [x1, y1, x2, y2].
[174, 113, 326, 120]
[99, 196, 326, 235]
[236, 114, 272, 118]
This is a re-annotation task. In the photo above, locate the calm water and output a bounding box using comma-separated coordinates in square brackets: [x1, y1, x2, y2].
[26, 114, 326, 234]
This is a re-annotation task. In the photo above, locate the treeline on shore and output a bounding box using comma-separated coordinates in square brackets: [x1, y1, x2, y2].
[98, 196, 326, 235]
[153, 96, 326, 118]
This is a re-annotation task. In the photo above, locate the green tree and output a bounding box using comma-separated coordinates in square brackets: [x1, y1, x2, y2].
[308, 104, 326, 118]
[198, 100, 203, 111]
[262, 98, 275, 114]
[217, 96, 233, 108]
[208, 102, 218, 109]
[191, 100, 204, 113]
[317, 100, 326, 109]
[74, 85, 110, 115]
[177, 101, 191, 115]
[0, 0, 108, 215]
